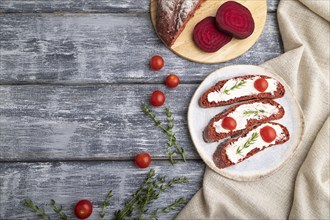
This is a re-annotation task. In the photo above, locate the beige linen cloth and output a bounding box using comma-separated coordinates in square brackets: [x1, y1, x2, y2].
[177, 0, 330, 219]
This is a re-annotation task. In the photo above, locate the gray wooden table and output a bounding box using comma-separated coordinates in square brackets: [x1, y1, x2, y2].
[0, 0, 282, 219]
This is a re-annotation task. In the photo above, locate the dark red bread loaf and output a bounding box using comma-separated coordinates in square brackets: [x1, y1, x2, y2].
[213, 122, 290, 169]
[204, 99, 285, 143]
[200, 75, 285, 108]
[156, 0, 205, 47]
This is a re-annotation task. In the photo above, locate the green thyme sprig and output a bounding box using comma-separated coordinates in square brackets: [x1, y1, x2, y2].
[114, 169, 156, 220]
[148, 197, 185, 219]
[114, 169, 188, 220]
[158, 177, 189, 192]
[165, 107, 176, 164]
[223, 80, 247, 95]
[23, 199, 49, 220]
[100, 191, 113, 219]
[236, 132, 259, 154]
[165, 107, 186, 164]
[142, 103, 186, 164]
[50, 199, 68, 220]
[137, 174, 188, 220]
[243, 109, 266, 116]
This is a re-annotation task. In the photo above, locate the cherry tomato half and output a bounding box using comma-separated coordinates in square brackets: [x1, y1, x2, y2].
[134, 152, 152, 168]
[74, 200, 93, 219]
[254, 78, 268, 92]
[150, 55, 164, 71]
[150, 90, 166, 107]
[221, 117, 237, 130]
[165, 74, 180, 88]
[260, 126, 277, 143]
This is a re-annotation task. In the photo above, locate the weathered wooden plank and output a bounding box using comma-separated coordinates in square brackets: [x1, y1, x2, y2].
[0, 84, 203, 161]
[0, 13, 282, 84]
[0, 0, 279, 13]
[0, 160, 205, 219]
[0, 0, 150, 13]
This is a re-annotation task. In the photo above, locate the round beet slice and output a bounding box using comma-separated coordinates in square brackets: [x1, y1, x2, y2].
[216, 1, 255, 39]
[193, 17, 232, 53]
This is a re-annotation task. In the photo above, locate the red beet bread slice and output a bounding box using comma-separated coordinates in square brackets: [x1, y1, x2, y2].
[215, 1, 255, 39]
[199, 75, 285, 108]
[213, 122, 290, 169]
[204, 99, 285, 143]
[193, 17, 232, 53]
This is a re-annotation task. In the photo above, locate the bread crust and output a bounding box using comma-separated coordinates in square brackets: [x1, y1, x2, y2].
[200, 75, 285, 108]
[156, 0, 205, 47]
[203, 99, 285, 143]
[213, 122, 290, 169]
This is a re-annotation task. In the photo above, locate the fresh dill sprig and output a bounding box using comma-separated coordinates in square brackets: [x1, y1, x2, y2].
[50, 199, 68, 220]
[236, 132, 259, 154]
[23, 199, 49, 220]
[223, 80, 247, 95]
[148, 197, 186, 219]
[100, 190, 113, 219]
[243, 109, 266, 116]
[141, 102, 186, 164]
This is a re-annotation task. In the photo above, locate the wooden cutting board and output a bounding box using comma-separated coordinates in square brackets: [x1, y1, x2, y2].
[150, 0, 267, 64]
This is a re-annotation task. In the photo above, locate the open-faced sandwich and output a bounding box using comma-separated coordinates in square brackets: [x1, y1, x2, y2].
[213, 122, 290, 168]
[200, 75, 285, 107]
[204, 99, 285, 142]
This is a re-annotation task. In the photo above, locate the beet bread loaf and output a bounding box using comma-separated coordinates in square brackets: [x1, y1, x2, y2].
[156, 0, 205, 47]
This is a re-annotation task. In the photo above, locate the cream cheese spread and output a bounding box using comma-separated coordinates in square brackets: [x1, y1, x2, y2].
[226, 123, 286, 163]
[213, 102, 280, 133]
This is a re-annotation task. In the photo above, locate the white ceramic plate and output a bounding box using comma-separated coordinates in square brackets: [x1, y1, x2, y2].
[188, 65, 305, 181]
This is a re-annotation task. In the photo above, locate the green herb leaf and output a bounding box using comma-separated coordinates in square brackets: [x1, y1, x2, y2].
[23, 199, 49, 220]
[100, 190, 113, 219]
[113, 169, 156, 220]
[50, 199, 68, 220]
[149, 197, 186, 219]
[142, 103, 186, 164]
[113, 169, 188, 220]
[223, 80, 247, 95]
[243, 109, 266, 116]
[236, 132, 259, 154]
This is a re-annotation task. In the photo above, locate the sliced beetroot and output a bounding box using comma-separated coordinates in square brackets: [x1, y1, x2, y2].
[193, 17, 232, 53]
[216, 1, 255, 39]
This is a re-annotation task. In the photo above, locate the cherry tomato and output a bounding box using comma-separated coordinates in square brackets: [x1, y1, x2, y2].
[150, 90, 166, 107]
[74, 200, 93, 219]
[254, 78, 268, 92]
[165, 74, 180, 88]
[260, 126, 277, 143]
[221, 117, 237, 130]
[134, 152, 152, 168]
[150, 55, 164, 70]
